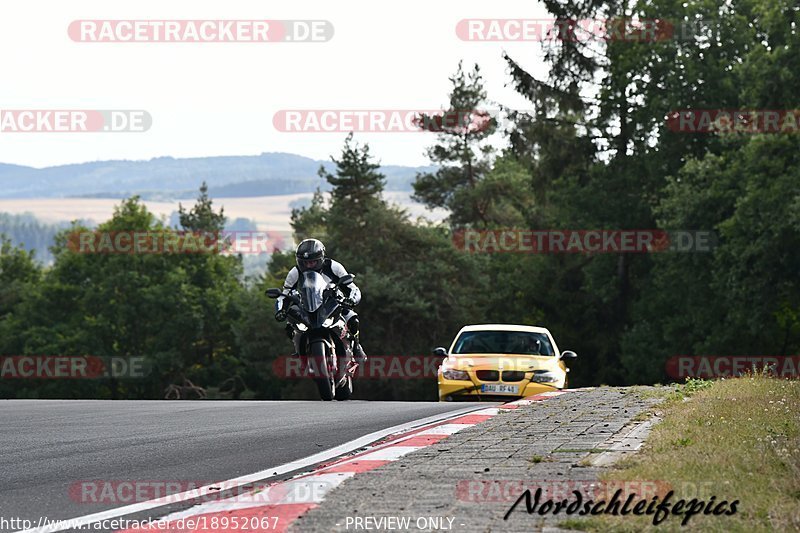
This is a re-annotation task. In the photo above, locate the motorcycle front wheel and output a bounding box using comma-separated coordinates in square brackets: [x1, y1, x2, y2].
[311, 341, 335, 401]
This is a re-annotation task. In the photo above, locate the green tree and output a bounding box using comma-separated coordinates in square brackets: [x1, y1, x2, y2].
[319, 133, 386, 215]
[3, 195, 248, 399]
[178, 185, 242, 371]
[178, 181, 226, 233]
[0, 236, 43, 399]
[290, 189, 328, 243]
[318, 133, 388, 254]
[623, 135, 800, 382]
[413, 62, 498, 227]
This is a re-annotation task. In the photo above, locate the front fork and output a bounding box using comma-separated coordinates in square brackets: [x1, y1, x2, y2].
[335, 324, 360, 383]
[293, 325, 357, 383]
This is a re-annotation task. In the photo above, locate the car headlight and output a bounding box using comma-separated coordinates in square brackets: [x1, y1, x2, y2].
[442, 369, 470, 381]
[531, 370, 560, 383]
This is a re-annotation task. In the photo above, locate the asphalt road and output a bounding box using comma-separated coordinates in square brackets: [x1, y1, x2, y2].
[0, 400, 489, 529]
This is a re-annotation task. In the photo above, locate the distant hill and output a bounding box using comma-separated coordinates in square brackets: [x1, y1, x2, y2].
[0, 153, 435, 199]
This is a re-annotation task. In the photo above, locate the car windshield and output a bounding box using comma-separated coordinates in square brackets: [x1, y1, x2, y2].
[452, 331, 554, 355]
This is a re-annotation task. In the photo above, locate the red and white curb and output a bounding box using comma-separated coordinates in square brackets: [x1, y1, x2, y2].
[115, 392, 568, 533]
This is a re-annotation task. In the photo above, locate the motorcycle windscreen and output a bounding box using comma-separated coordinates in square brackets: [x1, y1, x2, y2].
[299, 271, 327, 312]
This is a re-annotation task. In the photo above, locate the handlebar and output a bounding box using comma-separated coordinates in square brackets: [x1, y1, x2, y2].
[267, 286, 349, 309]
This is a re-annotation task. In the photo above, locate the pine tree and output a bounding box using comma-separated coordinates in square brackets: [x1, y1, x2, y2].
[412, 61, 496, 227]
[318, 133, 386, 216]
[178, 182, 226, 233]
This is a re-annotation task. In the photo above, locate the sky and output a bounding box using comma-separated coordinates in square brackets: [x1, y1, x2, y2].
[0, 0, 552, 168]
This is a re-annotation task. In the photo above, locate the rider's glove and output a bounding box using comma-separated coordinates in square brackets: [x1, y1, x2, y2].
[341, 297, 356, 308]
[275, 309, 287, 321]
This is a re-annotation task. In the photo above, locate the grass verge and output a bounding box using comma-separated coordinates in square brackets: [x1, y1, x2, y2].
[562, 375, 800, 532]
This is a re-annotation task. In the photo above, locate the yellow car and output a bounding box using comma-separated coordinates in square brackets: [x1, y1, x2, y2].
[435, 324, 577, 401]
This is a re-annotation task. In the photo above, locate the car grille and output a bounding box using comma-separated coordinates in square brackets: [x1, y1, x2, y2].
[502, 371, 526, 382]
[476, 370, 499, 382]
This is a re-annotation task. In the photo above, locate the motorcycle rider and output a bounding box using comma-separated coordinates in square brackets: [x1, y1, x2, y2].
[274, 238, 367, 364]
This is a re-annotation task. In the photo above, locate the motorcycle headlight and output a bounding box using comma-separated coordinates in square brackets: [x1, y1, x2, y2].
[531, 370, 560, 383]
[442, 369, 470, 381]
[322, 317, 334, 328]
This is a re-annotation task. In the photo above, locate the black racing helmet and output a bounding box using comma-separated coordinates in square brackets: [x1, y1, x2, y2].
[295, 238, 326, 272]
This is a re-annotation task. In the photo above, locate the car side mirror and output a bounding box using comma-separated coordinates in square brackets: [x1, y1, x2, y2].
[433, 347, 448, 358]
[337, 274, 354, 286]
[560, 350, 578, 359]
[265, 288, 282, 299]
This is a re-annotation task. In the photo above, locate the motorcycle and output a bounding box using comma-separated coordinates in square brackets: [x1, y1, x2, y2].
[266, 272, 358, 401]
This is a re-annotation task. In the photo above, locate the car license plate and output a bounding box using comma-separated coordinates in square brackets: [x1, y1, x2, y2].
[481, 384, 519, 394]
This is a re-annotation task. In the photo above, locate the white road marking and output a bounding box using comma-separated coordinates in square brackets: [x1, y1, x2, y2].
[472, 407, 501, 415]
[416, 423, 473, 435]
[338, 445, 422, 462]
